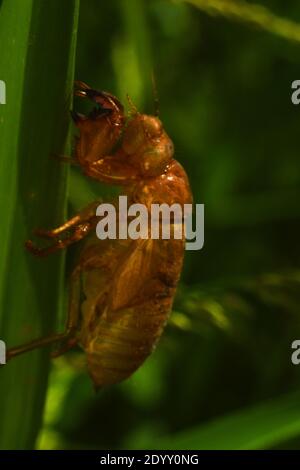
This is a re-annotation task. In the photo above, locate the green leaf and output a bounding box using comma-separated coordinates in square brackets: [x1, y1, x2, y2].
[0, 0, 79, 449]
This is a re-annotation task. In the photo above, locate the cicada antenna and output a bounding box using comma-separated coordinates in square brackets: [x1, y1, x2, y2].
[126, 93, 139, 117]
[151, 71, 160, 117]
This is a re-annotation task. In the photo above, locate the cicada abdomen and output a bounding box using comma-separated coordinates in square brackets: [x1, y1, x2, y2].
[78, 235, 184, 387]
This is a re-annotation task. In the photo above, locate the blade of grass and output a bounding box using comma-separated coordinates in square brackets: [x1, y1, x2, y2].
[0, 0, 79, 449]
[180, 0, 300, 44]
[147, 390, 300, 450]
[112, 0, 154, 109]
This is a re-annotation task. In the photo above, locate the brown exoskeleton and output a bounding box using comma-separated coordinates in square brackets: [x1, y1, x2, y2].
[7, 81, 193, 388]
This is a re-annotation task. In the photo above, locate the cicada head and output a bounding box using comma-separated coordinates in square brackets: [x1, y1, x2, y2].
[72, 81, 125, 164]
[123, 114, 174, 177]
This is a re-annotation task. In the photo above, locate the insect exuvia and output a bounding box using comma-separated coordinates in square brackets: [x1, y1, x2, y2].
[7, 81, 193, 388]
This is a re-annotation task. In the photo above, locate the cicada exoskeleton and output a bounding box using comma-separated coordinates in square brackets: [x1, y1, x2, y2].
[7, 82, 193, 388]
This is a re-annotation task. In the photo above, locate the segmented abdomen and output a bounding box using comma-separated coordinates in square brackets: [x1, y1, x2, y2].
[79, 238, 184, 388]
[86, 297, 173, 387]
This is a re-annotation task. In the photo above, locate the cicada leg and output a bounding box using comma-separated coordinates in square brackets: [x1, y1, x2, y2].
[6, 331, 74, 361]
[6, 265, 83, 361]
[51, 153, 80, 166]
[82, 157, 139, 185]
[33, 200, 101, 239]
[51, 266, 82, 357]
[25, 200, 101, 257]
[7, 202, 104, 359]
[25, 222, 93, 257]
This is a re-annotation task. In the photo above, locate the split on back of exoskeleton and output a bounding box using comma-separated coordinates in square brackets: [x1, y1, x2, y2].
[6, 81, 192, 388]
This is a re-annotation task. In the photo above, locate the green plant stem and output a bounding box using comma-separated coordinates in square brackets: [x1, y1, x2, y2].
[0, 0, 79, 449]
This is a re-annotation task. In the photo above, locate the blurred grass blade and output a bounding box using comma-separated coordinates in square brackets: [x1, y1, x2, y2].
[149, 390, 300, 450]
[113, 0, 153, 109]
[181, 0, 300, 44]
[0, 0, 79, 449]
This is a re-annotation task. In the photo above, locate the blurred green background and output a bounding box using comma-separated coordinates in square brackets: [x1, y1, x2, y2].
[2, 0, 300, 450]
